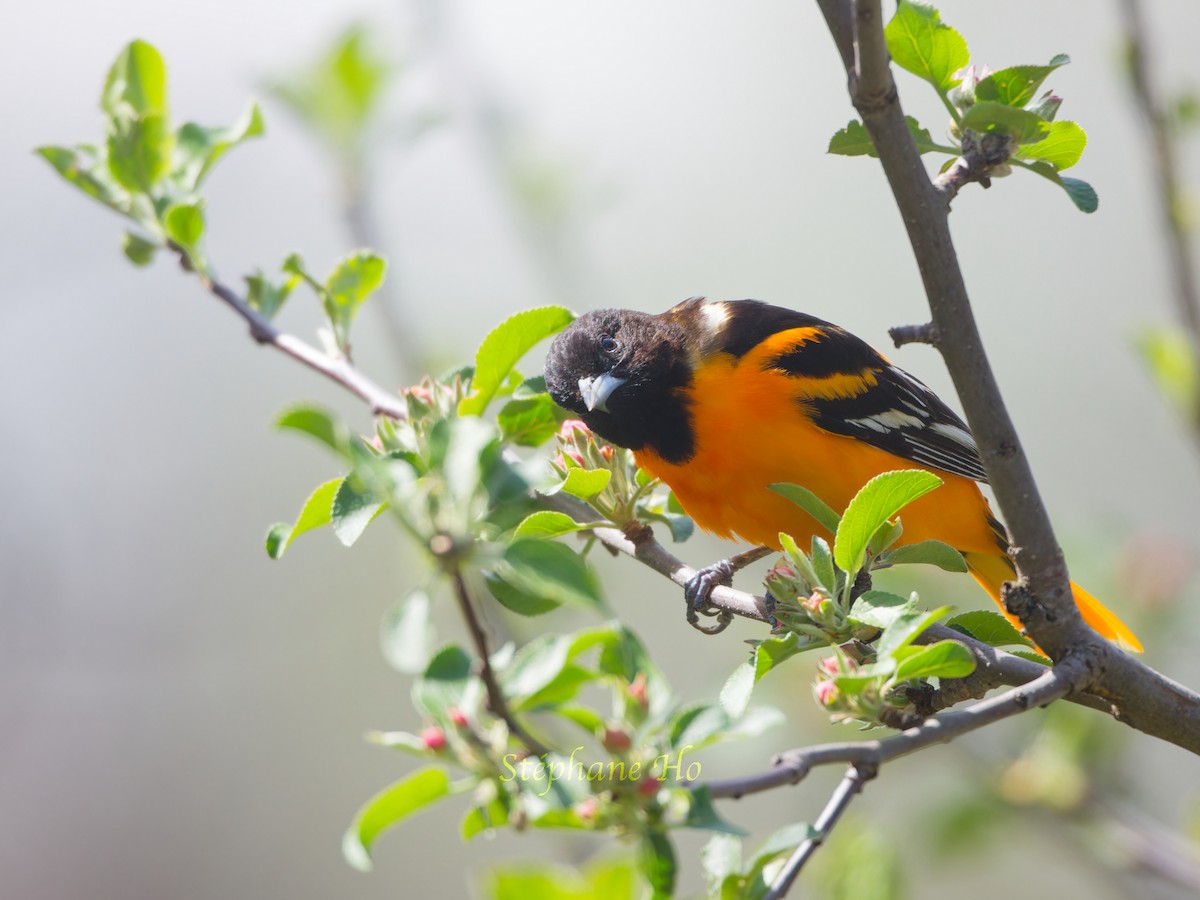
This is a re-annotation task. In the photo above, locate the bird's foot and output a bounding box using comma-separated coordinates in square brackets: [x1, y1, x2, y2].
[684, 558, 736, 634]
[683, 546, 773, 635]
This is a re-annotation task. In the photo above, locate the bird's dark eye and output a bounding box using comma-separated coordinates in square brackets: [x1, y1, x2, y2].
[599, 335, 620, 354]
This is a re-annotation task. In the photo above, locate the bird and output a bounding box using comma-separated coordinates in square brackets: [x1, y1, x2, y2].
[544, 296, 1142, 652]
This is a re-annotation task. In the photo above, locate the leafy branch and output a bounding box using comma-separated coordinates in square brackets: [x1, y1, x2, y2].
[815, 0, 1200, 749]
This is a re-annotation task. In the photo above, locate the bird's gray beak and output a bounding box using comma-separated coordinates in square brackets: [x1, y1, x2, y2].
[578, 373, 626, 413]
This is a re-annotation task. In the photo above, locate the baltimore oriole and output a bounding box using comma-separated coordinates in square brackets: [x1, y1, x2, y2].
[544, 297, 1142, 652]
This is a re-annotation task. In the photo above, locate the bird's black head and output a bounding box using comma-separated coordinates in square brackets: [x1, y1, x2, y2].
[544, 307, 696, 462]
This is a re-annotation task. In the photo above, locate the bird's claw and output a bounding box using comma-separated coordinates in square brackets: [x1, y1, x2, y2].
[684, 559, 737, 635]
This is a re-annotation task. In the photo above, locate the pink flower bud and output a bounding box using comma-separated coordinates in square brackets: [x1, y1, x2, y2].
[575, 797, 600, 821]
[448, 708, 468, 728]
[421, 726, 447, 751]
[817, 656, 840, 677]
[627, 673, 649, 710]
[602, 726, 632, 752]
[637, 776, 661, 798]
[558, 419, 590, 440]
[814, 681, 840, 707]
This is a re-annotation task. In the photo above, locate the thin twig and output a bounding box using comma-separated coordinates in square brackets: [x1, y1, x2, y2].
[763, 764, 876, 900]
[194, 266, 409, 420]
[451, 570, 549, 757]
[704, 662, 1076, 800]
[888, 322, 939, 347]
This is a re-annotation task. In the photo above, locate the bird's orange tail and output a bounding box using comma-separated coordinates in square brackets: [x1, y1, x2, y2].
[963, 551, 1142, 653]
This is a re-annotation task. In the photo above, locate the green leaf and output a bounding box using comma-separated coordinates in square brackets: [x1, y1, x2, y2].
[641, 831, 677, 900]
[810, 537, 838, 592]
[517, 664, 594, 710]
[555, 467, 611, 501]
[163, 201, 204, 254]
[769, 483, 841, 535]
[343, 767, 451, 872]
[412, 644, 473, 717]
[330, 477, 385, 547]
[485, 571, 562, 617]
[501, 634, 574, 700]
[514, 374, 548, 398]
[106, 111, 173, 193]
[834, 471, 942, 575]
[102, 40, 167, 117]
[459, 306, 575, 415]
[976, 57, 1070, 108]
[893, 639, 976, 681]
[554, 704, 605, 735]
[121, 231, 158, 266]
[462, 797, 509, 842]
[173, 101, 265, 191]
[1018, 160, 1099, 213]
[487, 864, 583, 899]
[869, 518, 904, 555]
[245, 270, 295, 320]
[595, 626, 669, 713]
[324, 250, 386, 347]
[428, 416, 500, 508]
[638, 489, 695, 543]
[876, 540, 967, 573]
[1136, 326, 1199, 416]
[265, 477, 343, 558]
[828, 116, 949, 157]
[275, 403, 350, 455]
[828, 119, 877, 157]
[946, 610, 1034, 648]
[37, 145, 132, 213]
[513, 510, 591, 540]
[488, 857, 646, 899]
[381, 590, 436, 673]
[885, 0, 970, 93]
[1011, 649, 1052, 666]
[498, 394, 563, 447]
[748, 822, 819, 872]
[268, 25, 394, 152]
[1028, 90, 1063, 122]
[702, 835, 742, 898]
[720, 633, 804, 718]
[686, 787, 749, 836]
[1059, 176, 1099, 213]
[670, 704, 784, 752]
[961, 101, 1050, 144]
[490, 540, 605, 614]
[1017, 120, 1086, 171]
[877, 604, 953, 660]
[100, 41, 173, 194]
[848, 590, 914, 630]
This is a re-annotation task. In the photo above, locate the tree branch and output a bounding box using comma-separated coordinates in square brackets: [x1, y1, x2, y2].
[193, 266, 409, 420]
[812, 0, 1200, 751]
[451, 570, 549, 757]
[763, 764, 875, 900]
[704, 661, 1078, 800]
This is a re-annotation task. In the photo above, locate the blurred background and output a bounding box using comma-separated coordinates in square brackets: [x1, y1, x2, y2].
[5, 0, 1200, 897]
